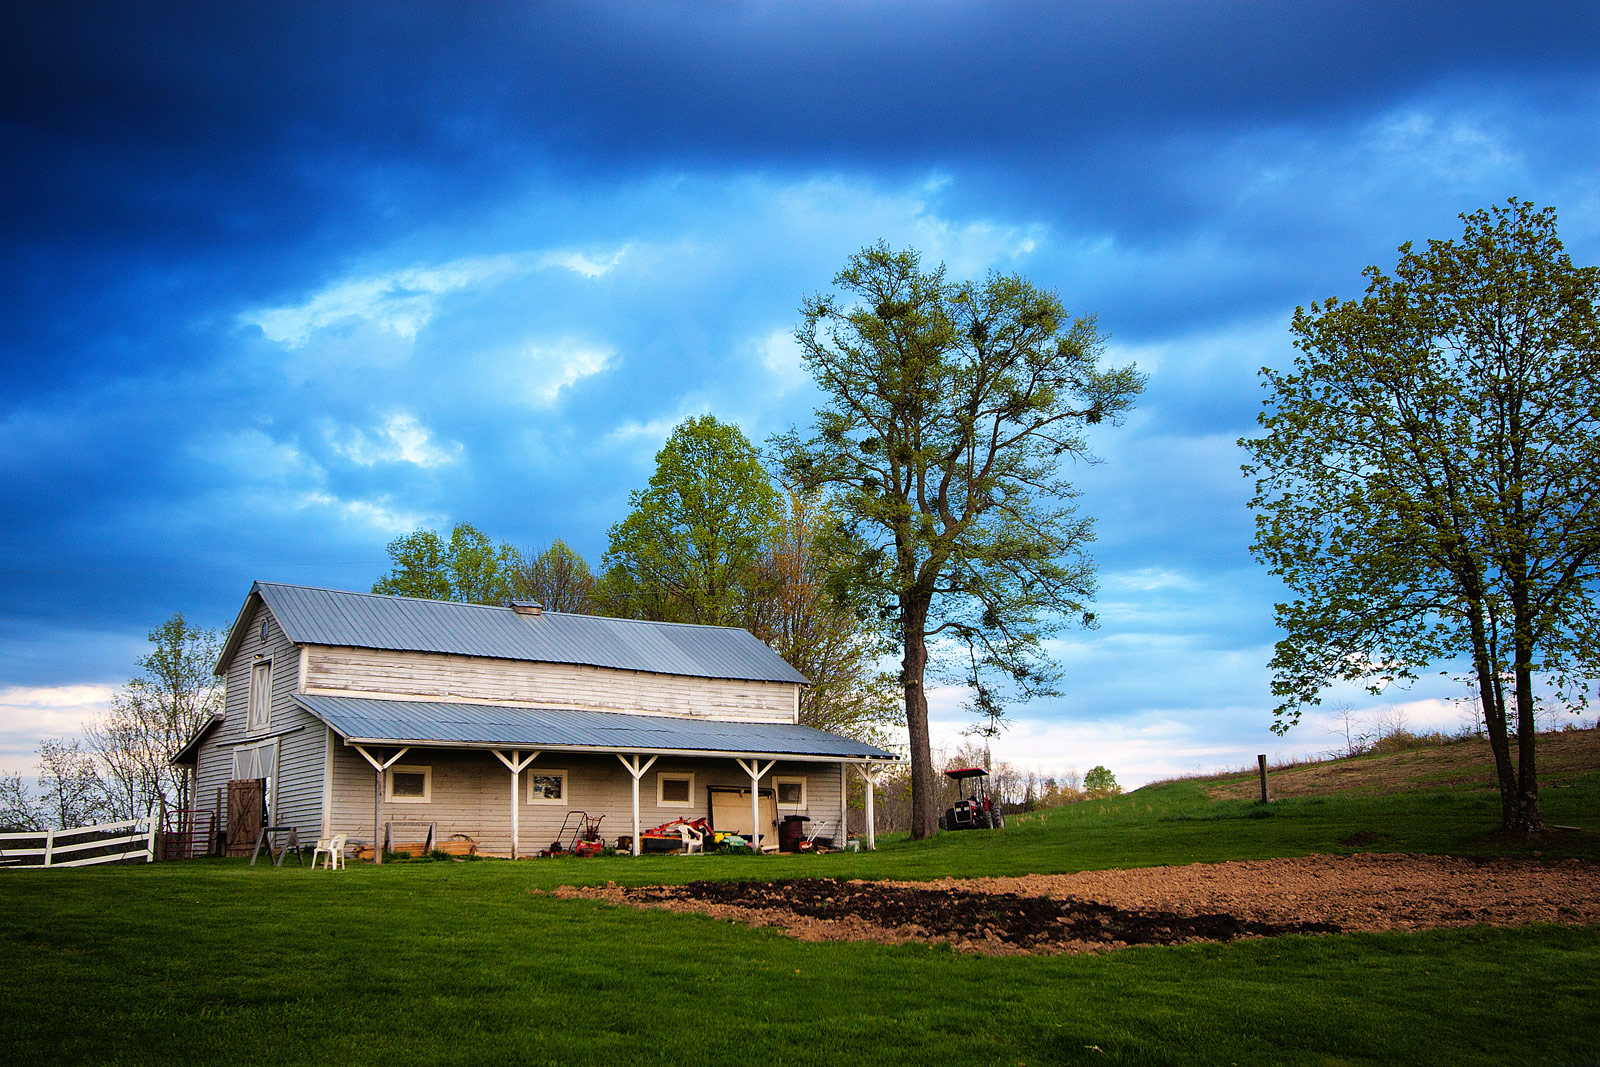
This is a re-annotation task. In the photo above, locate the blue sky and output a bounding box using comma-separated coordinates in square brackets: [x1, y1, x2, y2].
[3, 1, 1598, 784]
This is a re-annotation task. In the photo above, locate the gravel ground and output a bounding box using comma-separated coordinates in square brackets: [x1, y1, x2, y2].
[554, 853, 1600, 955]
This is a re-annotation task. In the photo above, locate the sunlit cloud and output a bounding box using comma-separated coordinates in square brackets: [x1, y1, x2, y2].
[297, 491, 432, 534]
[242, 244, 628, 349]
[0, 684, 117, 769]
[515, 339, 614, 407]
[327, 412, 463, 469]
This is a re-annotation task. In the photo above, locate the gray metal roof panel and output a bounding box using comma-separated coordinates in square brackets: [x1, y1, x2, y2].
[296, 694, 895, 759]
[251, 582, 808, 685]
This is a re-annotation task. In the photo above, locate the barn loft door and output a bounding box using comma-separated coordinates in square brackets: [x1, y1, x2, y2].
[226, 778, 265, 856]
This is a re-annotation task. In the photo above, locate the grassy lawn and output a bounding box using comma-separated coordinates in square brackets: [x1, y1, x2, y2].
[3, 762, 1597, 1066]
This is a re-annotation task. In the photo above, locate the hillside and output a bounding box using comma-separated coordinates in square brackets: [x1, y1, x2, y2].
[1195, 728, 1600, 802]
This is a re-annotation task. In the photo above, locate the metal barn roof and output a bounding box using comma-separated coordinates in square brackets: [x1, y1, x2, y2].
[226, 582, 809, 685]
[296, 694, 896, 762]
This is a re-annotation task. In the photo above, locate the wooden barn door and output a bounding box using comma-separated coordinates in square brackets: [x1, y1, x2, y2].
[226, 778, 265, 856]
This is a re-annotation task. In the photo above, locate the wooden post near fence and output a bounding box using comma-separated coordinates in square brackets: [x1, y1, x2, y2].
[1257, 754, 1269, 804]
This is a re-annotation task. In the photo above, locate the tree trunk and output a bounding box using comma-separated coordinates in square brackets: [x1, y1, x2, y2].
[1466, 602, 1521, 831]
[901, 596, 938, 840]
[1511, 608, 1544, 839]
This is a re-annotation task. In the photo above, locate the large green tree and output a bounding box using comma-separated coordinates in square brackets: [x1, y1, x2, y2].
[372, 522, 523, 605]
[777, 243, 1144, 837]
[1243, 200, 1600, 838]
[599, 415, 780, 626]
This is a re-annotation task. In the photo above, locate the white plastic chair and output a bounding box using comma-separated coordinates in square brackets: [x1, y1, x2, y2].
[312, 832, 348, 870]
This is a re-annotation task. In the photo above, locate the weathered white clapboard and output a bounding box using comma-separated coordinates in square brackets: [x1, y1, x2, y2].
[0, 816, 157, 868]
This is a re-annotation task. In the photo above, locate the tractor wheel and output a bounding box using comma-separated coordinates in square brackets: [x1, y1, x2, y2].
[977, 809, 993, 830]
[991, 810, 1005, 830]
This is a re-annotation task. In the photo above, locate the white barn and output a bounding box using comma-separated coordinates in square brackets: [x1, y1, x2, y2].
[173, 582, 896, 859]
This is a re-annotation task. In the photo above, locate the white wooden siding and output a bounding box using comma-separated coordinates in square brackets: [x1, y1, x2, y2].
[328, 745, 843, 856]
[303, 645, 798, 723]
[194, 600, 322, 840]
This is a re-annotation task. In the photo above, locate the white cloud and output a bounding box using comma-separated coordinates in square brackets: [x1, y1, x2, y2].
[243, 254, 525, 348]
[0, 685, 117, 770]
[516, 339, 614, 407]
[242, 244, 628, 349]
[327, 412, 463, 468]
[750, 328, 810, 394]
[538, 246, 629, 278]
[296, 491, 431, 534]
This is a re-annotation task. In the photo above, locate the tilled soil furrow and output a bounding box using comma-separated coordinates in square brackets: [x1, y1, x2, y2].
[554, 853, 1600, 955]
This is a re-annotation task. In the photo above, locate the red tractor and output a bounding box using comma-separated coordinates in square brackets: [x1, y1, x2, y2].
[937, 767, 1005, 831]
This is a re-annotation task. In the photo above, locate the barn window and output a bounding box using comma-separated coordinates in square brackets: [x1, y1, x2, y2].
[247, 660, 272, 732]
[657, 773, 693, 807]
[386, 765, 432, 803]
[774, 776, 807, 809]
[526, 770, 567, 804]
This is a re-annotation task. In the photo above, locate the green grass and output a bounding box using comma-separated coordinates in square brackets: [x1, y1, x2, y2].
[3, 774, 1597, 1066]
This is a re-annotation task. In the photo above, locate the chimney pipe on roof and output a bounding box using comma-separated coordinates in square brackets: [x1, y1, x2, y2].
[510, 600, 544, 616]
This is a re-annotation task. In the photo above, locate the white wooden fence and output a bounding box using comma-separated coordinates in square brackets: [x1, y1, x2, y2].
[0, 816, 157, 869]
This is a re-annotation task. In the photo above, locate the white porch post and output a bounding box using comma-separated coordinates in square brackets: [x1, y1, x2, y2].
[735, 758, 776, 851]
[615, 754, 659, 856]
[353, 744, 410, 865]
[855, 764, 886, 850]
[492, 750, 540, 859]
[839, 762, 848, 849]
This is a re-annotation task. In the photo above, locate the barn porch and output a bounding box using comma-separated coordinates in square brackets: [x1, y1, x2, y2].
[296, 694, 898, 859]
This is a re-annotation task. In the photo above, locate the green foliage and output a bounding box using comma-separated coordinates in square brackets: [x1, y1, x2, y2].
[373, 522, 525, 605]
[513, 539, 597, 613]
[599, 415, 780, 626]
[1242, 199, 1600, 835]
[776, 242, 1143, 835]
[1084, 764, 1121, 797]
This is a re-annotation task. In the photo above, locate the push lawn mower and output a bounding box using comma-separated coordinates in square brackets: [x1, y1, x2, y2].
[937, 767, 1005, 831]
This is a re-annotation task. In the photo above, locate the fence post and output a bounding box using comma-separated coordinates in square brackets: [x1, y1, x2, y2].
[1257, 754, 1269, 804]
[145, 811, 158, 863]
[43, 828, 55, 868]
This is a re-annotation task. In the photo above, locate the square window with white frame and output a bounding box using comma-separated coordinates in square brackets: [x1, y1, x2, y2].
[386, 764, 432, 803]
[774, 776, 807, 809]
[656, 772, 694, 807]
[526, 769, 567, 803]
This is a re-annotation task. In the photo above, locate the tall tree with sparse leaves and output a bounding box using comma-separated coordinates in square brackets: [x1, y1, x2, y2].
[1242, 200, 1600, 839]
[87, 614, 223, 818]
[747, 486, 903, 746]
[776, 243, 1144, 838]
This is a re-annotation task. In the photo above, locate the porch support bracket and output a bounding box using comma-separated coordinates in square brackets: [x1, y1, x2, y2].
[616, 754, 659, 857]
[352, 744, 409, 865]
[492, 750, 540, 860]
[854, 763, 889, 851]
[735, 758, 777, 852]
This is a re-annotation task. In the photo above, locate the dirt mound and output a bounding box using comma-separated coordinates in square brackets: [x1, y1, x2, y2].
[556, 853, 1600, 955]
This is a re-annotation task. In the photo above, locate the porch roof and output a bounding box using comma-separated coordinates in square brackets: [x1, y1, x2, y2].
[296, 694, 898, 763]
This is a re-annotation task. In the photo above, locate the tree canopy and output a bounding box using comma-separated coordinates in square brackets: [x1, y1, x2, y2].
[1242, 200, 1600, 837]
[513, 539, 597, 614]
[599, 415, 780, 626]
[372, 522, 524, 605]
[776, 243, 1144, 837]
